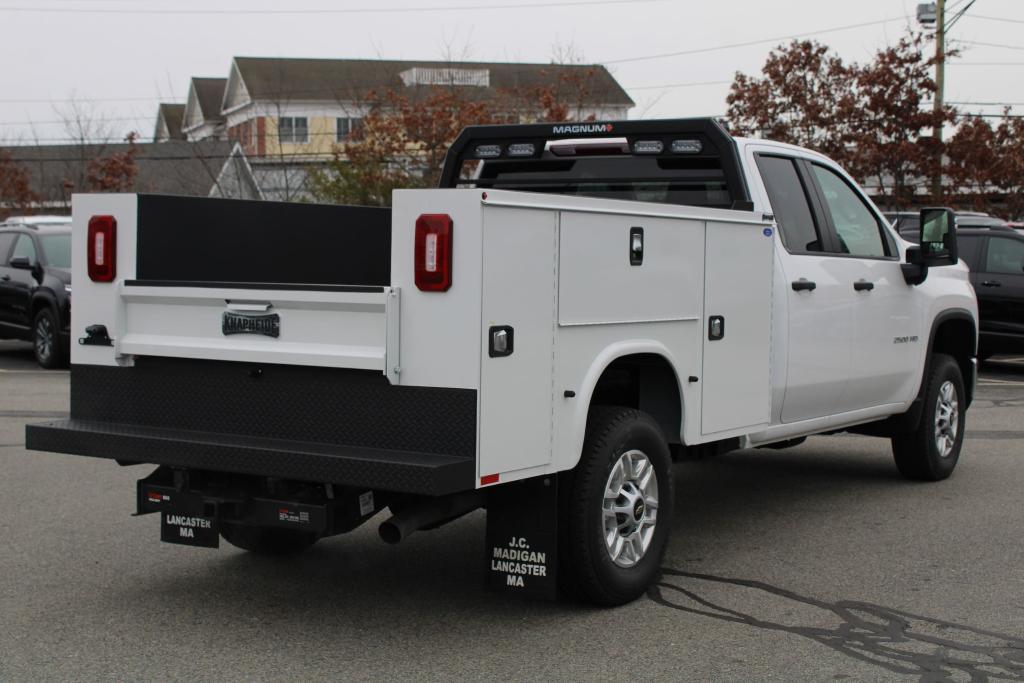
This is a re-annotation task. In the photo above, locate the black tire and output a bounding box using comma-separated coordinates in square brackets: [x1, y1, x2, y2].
[891, 354, 966, 481]
[219, 522, 318, 556]
[559, 406, 674, 606]
[32, 307, 66, 369]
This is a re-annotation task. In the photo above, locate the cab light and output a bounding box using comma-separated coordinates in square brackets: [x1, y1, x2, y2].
[87, 215, 116, 282]
[474, 144, 502, 159]
[507, 143, 536, 157]
[633, 140, 664, 154]
[414, 214, 453, 291]
[671, 139, 703, 154]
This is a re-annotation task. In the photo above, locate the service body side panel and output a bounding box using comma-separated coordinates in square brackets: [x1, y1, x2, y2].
[700, 221, 773, 435]
[478, 205, 558, 478]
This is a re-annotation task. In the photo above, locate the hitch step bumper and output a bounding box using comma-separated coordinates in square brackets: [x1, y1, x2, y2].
[26, 419, 475, 496]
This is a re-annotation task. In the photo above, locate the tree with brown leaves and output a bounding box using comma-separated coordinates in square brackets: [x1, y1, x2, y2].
[0, 150, 39, 220]
[86, 132, 139, 192]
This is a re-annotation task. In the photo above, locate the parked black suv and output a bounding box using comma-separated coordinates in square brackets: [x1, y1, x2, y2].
[0, 225, 72, 368]
[897, 219, 1024, 358]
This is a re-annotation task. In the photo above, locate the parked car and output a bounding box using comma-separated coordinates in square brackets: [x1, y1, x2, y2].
[957, 227, 1024, 359]
[0, 222, 72, 368]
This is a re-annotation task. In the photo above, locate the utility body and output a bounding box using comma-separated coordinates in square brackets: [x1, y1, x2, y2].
[27, 119, 978, 605]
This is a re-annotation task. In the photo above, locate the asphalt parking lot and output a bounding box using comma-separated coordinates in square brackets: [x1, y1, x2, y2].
[2, 339, 1023, 681]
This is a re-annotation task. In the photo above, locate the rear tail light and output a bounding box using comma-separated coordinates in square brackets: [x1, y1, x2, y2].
[415, 214, 453, 292]
[87, 215, 117, 282]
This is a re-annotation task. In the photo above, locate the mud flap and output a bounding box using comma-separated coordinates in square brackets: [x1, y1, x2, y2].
[484, 475, 559, 600]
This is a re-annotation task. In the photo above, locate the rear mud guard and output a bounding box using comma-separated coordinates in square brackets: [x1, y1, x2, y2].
[484, 475, 559, 600]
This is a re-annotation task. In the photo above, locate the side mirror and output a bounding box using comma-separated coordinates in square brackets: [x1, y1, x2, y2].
[919, 207, 958, 267]
[9, 256, 32, 270]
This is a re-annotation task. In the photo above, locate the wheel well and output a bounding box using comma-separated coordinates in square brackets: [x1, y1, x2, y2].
[590, 354, 682, 444]
[30, 296, 55, 320]
[932, 316, 976, 405]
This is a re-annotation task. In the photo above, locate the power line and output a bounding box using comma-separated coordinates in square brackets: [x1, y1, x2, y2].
[604, 16, 906, 64]
[625, 80, 730, 91]
[966, 13, 1024, 25]
[0, 0, 663, 14]
[958, 40, 1024, 52]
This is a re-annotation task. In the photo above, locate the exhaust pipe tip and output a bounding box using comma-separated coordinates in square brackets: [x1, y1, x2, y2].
[378, 519, 404, 545]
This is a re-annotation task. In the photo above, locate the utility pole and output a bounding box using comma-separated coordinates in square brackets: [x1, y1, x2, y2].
[932, 0, 946, 200]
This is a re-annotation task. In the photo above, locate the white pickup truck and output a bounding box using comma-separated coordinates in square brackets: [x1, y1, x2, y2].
[27, 118, 978, 606]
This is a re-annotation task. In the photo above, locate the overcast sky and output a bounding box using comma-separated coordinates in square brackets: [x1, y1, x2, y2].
[1, 0, 1021, 145]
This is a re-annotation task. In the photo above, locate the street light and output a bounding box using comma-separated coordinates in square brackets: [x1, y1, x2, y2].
[917, 3, 937, 26]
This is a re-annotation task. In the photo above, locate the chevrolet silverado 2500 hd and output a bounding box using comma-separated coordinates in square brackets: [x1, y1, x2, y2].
[26, 119, 977, 606]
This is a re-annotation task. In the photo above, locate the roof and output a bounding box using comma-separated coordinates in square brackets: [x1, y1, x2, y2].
[193, 78, 227, 120]
[154, 103, 186, 141]
[226, 57, 634, 110]
[0, 139, 252, 204]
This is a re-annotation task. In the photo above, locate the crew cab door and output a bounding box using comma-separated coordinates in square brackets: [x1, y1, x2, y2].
[975, 234, 1024, 343]
[0, 233, 37, 330]
[754, 153, 852, 422]
[802, 162, 922, 410]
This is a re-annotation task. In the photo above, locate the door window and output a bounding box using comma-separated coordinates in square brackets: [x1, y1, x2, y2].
[755, 155, 823, 253]
[0, 234, 15, 265]
[10, 234, 37, 265]
[811, 164, 887, 258]
[984, 237, 1024, 275]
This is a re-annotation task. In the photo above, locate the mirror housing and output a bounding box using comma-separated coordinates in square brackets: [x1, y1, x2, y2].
[901, 207, 958, 286]
[9, 256, 32, 270]
[919, 207, 958, 266]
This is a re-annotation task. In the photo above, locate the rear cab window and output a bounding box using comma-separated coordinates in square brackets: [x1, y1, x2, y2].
[754, 155, 823, 254]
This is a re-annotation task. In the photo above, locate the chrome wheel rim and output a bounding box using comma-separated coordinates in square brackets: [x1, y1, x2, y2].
[35, 316, 53, 362]
[603, 449, 659, 568]
[934, 380, 959, 458]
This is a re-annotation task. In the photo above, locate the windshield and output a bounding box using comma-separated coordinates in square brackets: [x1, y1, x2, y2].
[39, 233, 71, 269]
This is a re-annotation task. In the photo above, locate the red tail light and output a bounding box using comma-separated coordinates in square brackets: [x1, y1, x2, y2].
[87, 215, 117, 282]
[414, 214, 453, 292]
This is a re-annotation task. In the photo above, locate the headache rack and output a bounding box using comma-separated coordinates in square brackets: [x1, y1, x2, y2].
[439, 117, 753, 211]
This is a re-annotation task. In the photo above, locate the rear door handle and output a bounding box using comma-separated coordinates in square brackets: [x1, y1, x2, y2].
[0, 274, 10, 282]
[791, 279, 816, 292]
[853, 280, 874, 291]
[981, 280, 1001, 287]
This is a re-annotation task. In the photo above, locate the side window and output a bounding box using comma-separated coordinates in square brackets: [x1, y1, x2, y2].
[957, 235, 982, 270]
[984, 237, 1024, 275]
[0, 233, 15, 265]
[755, 155, 823, 253]
[10, 234, 37, 265]
[811, 164, 887, 258]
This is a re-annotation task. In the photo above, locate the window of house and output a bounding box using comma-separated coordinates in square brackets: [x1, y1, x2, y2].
[278, 116, 308, 144]
[336, 117, 362, 142]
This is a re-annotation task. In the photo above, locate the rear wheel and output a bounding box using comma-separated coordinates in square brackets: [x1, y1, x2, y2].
[219, 522, 318, 556]
[33, 308, 66, 369]
[560, 406, 673, 606]
[892, 354, 965, 481]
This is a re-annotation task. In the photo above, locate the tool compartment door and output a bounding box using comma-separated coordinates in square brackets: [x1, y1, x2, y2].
[701, 221, 773, 436]
[478, 206, 557, 479]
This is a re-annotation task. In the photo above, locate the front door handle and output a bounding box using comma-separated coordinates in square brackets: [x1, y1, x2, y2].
[981, 280, 1001, 287]
[854, 280, 874, 291]
[791, 279, 816, 292]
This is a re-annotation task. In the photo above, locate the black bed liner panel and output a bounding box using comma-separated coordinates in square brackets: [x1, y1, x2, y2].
[25, 357, 478, 496]
[135, 194, 391, 287]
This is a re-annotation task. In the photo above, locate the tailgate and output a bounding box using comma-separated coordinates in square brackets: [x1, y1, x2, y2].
[71, 193, 400, 377]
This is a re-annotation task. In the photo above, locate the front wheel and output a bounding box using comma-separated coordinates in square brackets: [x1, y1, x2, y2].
[891, 353, 966, 481]
[560, 406, 674, 606]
